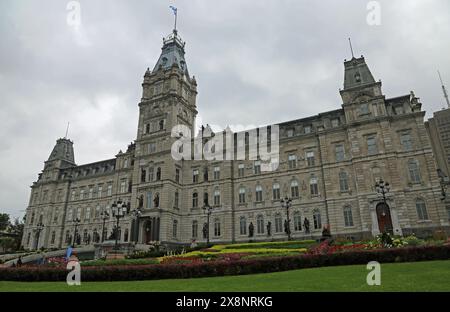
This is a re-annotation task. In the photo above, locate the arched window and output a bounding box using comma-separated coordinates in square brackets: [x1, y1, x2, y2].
[214, 218, 221, 237]
[294, 211, 302, 231]
[257, 215, 264, 234]
[240, 216, 247, 235]
[313, 209, 322, 229]
[173, 220, 178, 238]
[255, 185, 263, 202]
[192, 220, 198, 238]
[343, 206, 354, 227]
[192, 192, 198, 208]
[416, 199, 428, 220]
[291, 180, 299, 198]
[239, 187, 246, 204]
[274, 213, 283, 233]
[272, 183, 280, 200]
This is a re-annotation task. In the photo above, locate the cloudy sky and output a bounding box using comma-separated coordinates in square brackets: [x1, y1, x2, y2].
[1, 0, 449, 219]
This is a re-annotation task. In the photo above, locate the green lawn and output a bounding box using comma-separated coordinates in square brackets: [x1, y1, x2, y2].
[1, 260, 449, 292]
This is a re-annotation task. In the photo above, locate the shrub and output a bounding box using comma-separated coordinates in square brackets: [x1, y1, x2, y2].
[1, 245, 448, 282]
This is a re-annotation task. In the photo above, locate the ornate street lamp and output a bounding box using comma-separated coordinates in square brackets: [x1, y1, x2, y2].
[437, 169, 450, 200]
[202, 203, 213, 245]
[281, 197, 292, 241]
[35, 221, 44, 250]
[72, 218, 80, 248]
[111, 200, 127, 250]
[100, 210, 110, 242]
[375, 179, 390, 205]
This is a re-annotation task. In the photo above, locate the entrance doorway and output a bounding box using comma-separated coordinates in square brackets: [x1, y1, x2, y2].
[143, 217, 160, 243]
[376, 202, 393, 234]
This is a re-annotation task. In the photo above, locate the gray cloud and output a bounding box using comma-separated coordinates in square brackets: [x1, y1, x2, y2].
[0, 0, 449, 218]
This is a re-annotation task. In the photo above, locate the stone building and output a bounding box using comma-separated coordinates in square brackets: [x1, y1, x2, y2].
[21, 29, 449, 250]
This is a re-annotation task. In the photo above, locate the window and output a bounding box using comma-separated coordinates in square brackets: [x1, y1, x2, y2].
[214, 166, 220, 180]
[107, 185, 112, 196]
[95, 205, 100, 218]
[174, 192, 179, 208]
[401, 133, 413, 151]
[214, 218, 221, 237]
[67, 209, 73, 221]
[291, 180, 299, 198]
[254, 161, 261, 174]
[159, 120, 165, 131]
[304, 125, 311, 134]
[360, 103, 369, 115]
[80, 189, 85, 200]
[294, 212, 302, 231]
[331, 118, 340, 127]
[214, 189, 220, 206]
[408, 160, 421, 183]
[395, 105, 404, 115]
[148, 142, 156, 154]
[76, 208, 81, 220]
[287, 128, 294, 137]
[120, 181, 127, 193]
[145, 124, 150, 134]
[288, 154, 297, 169]
[141, 169, 147, 182]
[343, 206, 354, 227]
[306, 151, 315, 166]
[275, 213, 283, 233]
[51, 231, 56, 244]
[124, 229, 129, 242]
[272, 183, 280, 200]
[367, 136, 378, 155]
[255, 185, 263, 202]
[257, 215, 264, 234]
[175, 168, 180, 183]
[310, 177, 319, 196]
[240, 217, 247, 235]
[416, 199, 428, 220]
[192, 220, 198, 238]
[53, 209, 59, 224]
[85, 207, 91, 221]
[97, 186, 103, 198]
[313, 209, 322, 229]
[192, 192, 198, 208]
[238, 164, 245, 177]
[239, 187, 246, 204]
[123, 159, 128, 168]
[173, 220, 178, 238]
[88, 188, 93, 199]
[335, 144, 345, 162]
[146, 191, 152, 209]
[193, 169, 199, 183]
[203, 192, 209, 206]
[339, 171, 349, 192]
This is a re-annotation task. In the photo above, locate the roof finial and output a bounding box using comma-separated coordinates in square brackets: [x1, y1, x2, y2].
[438, 70, 450, 109]
[348, 38, 355, 59]
[169, 6, 178, 32]
[65, 122, 70, 139]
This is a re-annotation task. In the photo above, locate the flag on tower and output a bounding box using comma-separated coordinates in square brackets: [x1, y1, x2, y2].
[170, 6, 177, 16]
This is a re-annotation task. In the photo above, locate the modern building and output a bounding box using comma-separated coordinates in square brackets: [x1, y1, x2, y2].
[21, 28, 449, 250]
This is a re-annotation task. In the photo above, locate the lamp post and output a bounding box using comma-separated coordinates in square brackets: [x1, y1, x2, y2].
[100, 210, 110, 242]
[437, 169, 450, 200]
[130, 208, 142, 244]
[202, 203, 213, 245]
[281, 197, 292, 241]
[72, 218, 80, 248]
[35, 222, 44, 250]
[111, 200, 127, 250]
[375, 179, 390, 204]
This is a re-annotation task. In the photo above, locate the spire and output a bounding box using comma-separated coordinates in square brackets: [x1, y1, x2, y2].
[47, 138, 75, 165]
[153, 28, 189, 77]
[342, 55, 376, 90]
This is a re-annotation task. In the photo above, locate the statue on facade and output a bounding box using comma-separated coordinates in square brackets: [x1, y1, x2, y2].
[138, 195, 144, 208]
[248, 222, 254, 237]
[266, 221, 271, 236]
[154, 194, 160, 208]
[303, 217, 310, 234]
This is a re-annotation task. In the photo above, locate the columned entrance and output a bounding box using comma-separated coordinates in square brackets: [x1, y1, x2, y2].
[143, 217, 160, 243]
[376, 202, 393, 234]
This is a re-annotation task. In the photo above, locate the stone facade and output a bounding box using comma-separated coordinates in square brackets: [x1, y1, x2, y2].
[21, 30, 450, 250]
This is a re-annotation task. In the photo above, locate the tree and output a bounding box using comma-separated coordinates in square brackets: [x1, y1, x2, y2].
[0, 213, 10, 231]
[9, 217, 25, 250]
[0, 237, 16, 252]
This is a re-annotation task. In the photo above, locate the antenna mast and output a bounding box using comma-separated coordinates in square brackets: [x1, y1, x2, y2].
[438, 71, 450, 109]
[65, 122, 70, 139]
[348, 38, 355, 58]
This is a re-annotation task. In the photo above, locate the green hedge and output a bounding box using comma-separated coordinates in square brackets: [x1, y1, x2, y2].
[0, 245, 449, 282]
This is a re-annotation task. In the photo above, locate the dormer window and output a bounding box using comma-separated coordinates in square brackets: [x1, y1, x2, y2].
[304, 125, 311, 134]
[161, 57, 168, 66]
[287, 128, 294, 137]
[359, 103, 369, 115]
[354, 72, 361, 83]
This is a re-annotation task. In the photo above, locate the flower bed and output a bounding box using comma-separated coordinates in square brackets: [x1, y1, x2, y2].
[1, 245, 449, 282]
